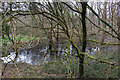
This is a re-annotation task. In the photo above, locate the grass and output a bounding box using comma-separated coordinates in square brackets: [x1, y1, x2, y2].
[0, 36, 38, 44]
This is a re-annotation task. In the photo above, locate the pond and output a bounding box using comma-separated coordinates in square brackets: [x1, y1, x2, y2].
[0, 44, 100, 65]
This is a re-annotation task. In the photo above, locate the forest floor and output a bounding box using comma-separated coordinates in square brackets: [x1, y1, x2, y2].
[2, 63, 71, 78]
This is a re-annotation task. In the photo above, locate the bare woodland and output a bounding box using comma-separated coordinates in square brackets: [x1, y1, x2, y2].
[0, 1, 120, 79]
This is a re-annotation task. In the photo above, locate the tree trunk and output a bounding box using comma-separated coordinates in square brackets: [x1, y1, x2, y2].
[117, 2, 120, 79]
[1, 2, 5, 78]
[97, 2, 101, 33]
[0, 45, 2, 79]
[49, 22, 53, 57]
[101, 2, 107, 45]
[111, 2, 114, 34]
[56, 25, 59, 58]
[79, 2, 87, 79]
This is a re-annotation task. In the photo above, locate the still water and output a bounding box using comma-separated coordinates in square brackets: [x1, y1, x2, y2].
[0, 44, 99, 65]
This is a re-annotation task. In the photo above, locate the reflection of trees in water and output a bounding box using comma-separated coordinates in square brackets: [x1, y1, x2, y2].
[1, 42, 117, 65]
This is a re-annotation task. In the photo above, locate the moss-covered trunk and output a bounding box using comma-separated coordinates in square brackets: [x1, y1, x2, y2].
[79, 2, 87, 78]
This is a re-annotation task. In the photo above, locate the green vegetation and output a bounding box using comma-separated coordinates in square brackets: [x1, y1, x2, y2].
[0, 36, 38, 44]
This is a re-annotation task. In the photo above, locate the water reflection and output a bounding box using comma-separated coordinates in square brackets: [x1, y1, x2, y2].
[0, 52, 16, 63]
[17, 50, 33, 64]
[0, 44, 100, 65]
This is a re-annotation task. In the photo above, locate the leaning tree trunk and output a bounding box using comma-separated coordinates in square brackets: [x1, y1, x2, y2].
[79, 2, 87, 79]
